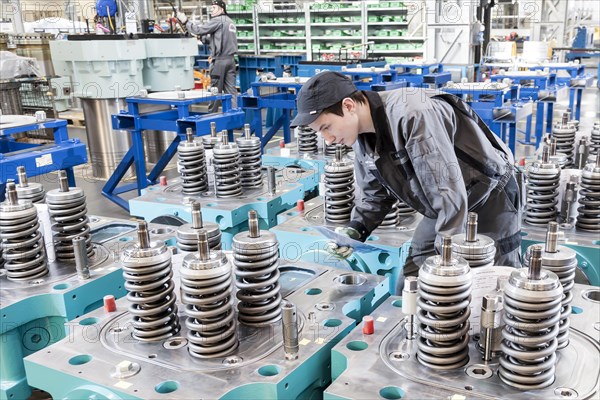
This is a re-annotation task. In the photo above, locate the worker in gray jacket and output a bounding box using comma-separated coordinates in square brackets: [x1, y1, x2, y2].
[178, 0, 238, 112]
[291, 72, 521, 290]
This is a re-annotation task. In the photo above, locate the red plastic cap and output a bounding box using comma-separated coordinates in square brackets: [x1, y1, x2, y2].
[104, 295, 117, 313]
[362, 315, 374, 335]
[297, 199, 305, 212]
[279, 139, 285, 148]
[518, 158, 526, 166]
[159, 176, 168, 186]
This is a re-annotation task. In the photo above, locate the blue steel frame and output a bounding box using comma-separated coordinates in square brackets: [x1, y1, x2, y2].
[489, 73, 569, 148]
[340, 69, 408, 91]
[441, 84, 532, 154]
[104, 94, 245, 210]
[389, 62, 452, 87]
[0, 119, 86, 199]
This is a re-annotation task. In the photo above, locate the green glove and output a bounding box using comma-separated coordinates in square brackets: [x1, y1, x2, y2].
[324, 227, 360, 259]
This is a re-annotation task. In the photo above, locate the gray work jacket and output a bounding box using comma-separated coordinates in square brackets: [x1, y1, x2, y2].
[349, 89, 515, 244]
[187, 14, 238, 58]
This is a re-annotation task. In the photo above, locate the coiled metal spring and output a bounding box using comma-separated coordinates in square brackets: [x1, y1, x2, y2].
[324, 145, 355, 223]
[525, 147, 560, 226]
[417, 237, 472, 370]
[552, 113, 577, 167]
[181, 231, 238, 359]
[177, 201, 221, 251]
[296, 126, 318, 154]
[0, 182, 49, 281]
[590, 122, 600, 156]
[576, 155, 600, 231]
[452, 212, 496, 268]
[380, 202, 399, 228]
[15, 166, 45, 203]
[324, 141, 351, 157]
[178, 128, 208, 195]
[46, 171, 94, 261]
[236, 124, 263, 189]
[121, 222, 180, 342]
[524, 222, 577, 349]
[202, 121, 221, 150]
[213, 132, 243, 198]
[499, 246, 563, 390]
[233, 211, 282, 326]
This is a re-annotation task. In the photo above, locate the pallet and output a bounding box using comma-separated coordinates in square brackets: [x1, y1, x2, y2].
[58, 109, 85, 127]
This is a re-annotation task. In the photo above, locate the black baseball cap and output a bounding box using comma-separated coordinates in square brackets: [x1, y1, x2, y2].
[291, 71, 358, 128]
[212, 0, 227, 13]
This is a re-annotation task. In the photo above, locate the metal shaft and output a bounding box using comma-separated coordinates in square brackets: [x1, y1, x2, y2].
[244, 123, 251, 140]
[402, 276, 418, 339]
[221, 130, 229, 145]
[267, 166, 276, 195]
[441, 236, 453, 266]
[5, 182, 18, 205]
[545, 222, 559, 253]
[335, 144, 343, 162]
[137, 221, 151, 249]
[542, 146, 550, 163]
[73, 237, 90, 280]
[17, 166, 28, 187]
[191, 202, 203, 229]
[549, 139, 557, 156]
[282, 301, 299, 360]
[197, 231, 210, 262]
[575, 138, 589, 169]
[210, 122, 217, 137]
[528, 245, 543, 280]
[561, 112, 569, 125]
[248, 210, 260, 238]
[58, 170, 69, 192]
[186, 127, 194, 143]
[480, 294, 500, 362]
[466, 212, 478, 242]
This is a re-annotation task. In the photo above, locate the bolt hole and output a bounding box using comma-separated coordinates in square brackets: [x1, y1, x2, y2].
[465, 385, 473, 391]
[148, 354, 157, 359]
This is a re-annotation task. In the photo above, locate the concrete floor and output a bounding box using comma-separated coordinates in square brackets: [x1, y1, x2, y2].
[28, 81, 600, 220]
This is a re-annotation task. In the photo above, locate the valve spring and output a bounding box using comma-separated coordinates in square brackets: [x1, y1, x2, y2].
[176, 203, 222, 252]
[380, 202, 399, 228]
[296, 126, 318, 154]
[397, 199, 417, 217]
[236, 134, 263, 189]
[576, 157, 600, 232]
[213, 139, 243, 198]
[324, 142, 351, 156]
[46, 174, 94, 261]
[121, 223, 180, 342]
[202, 122, 221, 149]
[524, 245, 577, 349]
[178, 136, 208, 195]
[0, 184, 49, 281]
[233, 213, 282, 326]
[181, 233, 238, 358]
[451, 213, 496, 268]
[416, 237, 472, 370]
[525, 155, 561, 227]
[590, 122, 600, 156]
[16, 166, 45, 203]
[499, 249, 563, 390]
[324, 156, 355, 223]
[552, 122, 577, 167]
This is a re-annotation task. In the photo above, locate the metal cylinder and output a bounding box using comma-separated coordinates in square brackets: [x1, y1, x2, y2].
[560, 181, 578, 226]
[233, 213, 282, 326]
[576, 157, 600, 231]
[176, 202, 221, 252]
[73, 237, 90, 280]
[575, 137, 589, 169]
[416, 243, 472, 370]
[236, 126, 263, 189]
[177, 129, 208, 195]
[402, 276, 418, 340]
[15, 166, 45, 204]
[499, 260, 563, 390]
[46, 173, 94, 261]
[248, 210, 260, 238]
[121, 224, 180, 342]
[282, 301, 299, 360]
[552, 115, 577, 167]
[479, 294, 502, 361]
[181, 230, 237, 358]
[267, 166, 276, 195]
[452, 213, 496, 267]
[213, 135, 243, 198]
[80, 98, 133, 179]
[0, 183, 49, 281]
[144, 130, 177, 164]
[324, 150, 355, 223]
[202, 122, 221, 149]
[525, 150, 561, 226]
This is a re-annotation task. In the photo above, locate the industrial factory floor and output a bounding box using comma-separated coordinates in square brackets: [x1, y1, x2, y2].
[23, 82, 600, 220]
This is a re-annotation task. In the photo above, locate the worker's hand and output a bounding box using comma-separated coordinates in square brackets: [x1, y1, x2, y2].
[324, 227, 360, 259]
[177, 11, 188, 25]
